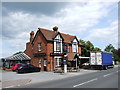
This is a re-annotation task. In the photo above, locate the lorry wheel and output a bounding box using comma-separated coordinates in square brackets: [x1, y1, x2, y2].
[104, 66, 108, 70]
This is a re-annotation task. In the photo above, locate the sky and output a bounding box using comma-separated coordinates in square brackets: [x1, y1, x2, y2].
[1, 0, 119, 58]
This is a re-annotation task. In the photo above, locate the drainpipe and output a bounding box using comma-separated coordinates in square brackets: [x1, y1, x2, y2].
[76, 58, 77, 68]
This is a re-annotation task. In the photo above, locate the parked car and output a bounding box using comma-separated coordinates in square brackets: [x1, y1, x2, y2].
[12, 63, 24, 71]
[82, 62, 90, 69]
[16, 64, 41, 73]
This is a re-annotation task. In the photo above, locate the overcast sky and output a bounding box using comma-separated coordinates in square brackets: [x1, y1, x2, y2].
[1, 0, 119, 58]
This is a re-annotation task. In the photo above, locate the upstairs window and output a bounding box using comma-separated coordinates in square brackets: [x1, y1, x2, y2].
[54, 34, 62, 53]
[72, 42, 77, 53]
[56, 41, 61, 51]
[38, 43, 41, 51]
[72, 38, 78, 53]
[63, 43, 69, 52]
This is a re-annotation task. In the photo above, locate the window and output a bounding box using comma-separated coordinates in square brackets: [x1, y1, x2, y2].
[56, 42, 61, 51]
[56, 58, 62, 67]
[39, 59, 41, 68]
[38, 43, 41, 51]
[73, 42, 77, 52]
[63, 43, 69, 52]
[54, 34, 62, 53]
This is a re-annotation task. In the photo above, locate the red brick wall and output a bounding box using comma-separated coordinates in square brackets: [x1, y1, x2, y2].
[46, 42, 53, 71]
[69, 44, 72, 53]
[24, 30, 82, 71]
[31, 32, 47, 69]
[32, 32, 47, 54]
[24, 42, 32, 57]
[78, 46, 82, 55]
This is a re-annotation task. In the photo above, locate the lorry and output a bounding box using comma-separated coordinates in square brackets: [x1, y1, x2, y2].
[90, 51, 114, 70]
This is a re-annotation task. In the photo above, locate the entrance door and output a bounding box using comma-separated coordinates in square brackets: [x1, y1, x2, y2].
[44, 60, 47, 71]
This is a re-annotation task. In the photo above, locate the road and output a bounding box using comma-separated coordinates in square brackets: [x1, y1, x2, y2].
[14, 66, 119, 88]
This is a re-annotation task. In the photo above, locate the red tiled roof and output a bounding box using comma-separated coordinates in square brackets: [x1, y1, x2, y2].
[67, 53, 76, 61]
[39, 28, 76, 44]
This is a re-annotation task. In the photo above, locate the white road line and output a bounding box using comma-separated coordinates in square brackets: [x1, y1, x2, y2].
[103, 72, 115, 77]
[73, 78, 98, 88]
[4, 86, 14, 88]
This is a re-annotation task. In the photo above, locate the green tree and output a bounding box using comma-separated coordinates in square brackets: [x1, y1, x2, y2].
[113, 48, 120, 62]
[79, 39, 87, 57]
[104, 44, 115, 52]
[104, 44, 120, 62]
[93, 47, 101, 51]
[79, 40, 101, 57]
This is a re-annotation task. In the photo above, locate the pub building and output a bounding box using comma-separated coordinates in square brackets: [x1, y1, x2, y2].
[24, 26, 83, 71]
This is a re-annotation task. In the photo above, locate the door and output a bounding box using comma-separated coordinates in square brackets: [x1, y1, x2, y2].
[44, 60, 47, 71]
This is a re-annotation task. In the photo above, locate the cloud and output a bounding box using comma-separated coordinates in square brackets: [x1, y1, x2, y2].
[2, 1, 118, 57]
[2, 2, 69, 16]
[84, 20, 118, 48]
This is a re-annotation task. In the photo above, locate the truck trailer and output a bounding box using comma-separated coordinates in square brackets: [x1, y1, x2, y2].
[90, 51, 114, 70]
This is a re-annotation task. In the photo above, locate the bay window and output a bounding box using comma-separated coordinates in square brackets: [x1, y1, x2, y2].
[72, 39, 78, 53]
[54, 34, 62, 53]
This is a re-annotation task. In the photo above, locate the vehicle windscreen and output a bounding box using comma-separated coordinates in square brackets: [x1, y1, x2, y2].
[17, 64, 23, 67]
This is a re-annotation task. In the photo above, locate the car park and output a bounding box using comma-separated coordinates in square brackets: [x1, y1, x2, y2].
[16, 64, 41, 73]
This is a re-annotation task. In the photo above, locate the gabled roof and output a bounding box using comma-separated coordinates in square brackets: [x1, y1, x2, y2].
[32, 28, 77, 44]
[67, 53, 76, 61]
[2, 53, 31, 61]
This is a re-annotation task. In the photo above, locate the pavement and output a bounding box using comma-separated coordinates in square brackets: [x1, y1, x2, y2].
[1, 65, 118, 89]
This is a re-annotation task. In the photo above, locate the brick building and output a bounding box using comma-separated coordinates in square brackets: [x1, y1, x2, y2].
[24, 26, 82, 71]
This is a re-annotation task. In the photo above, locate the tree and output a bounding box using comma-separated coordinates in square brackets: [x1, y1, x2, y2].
[79, 39, 87, 57]
[13, 51, 23, 55]
[93, 47, 101, 51]
[104, 44, 115, 52]
[104, 44, 120, 62]
[79, 40, 101, 57]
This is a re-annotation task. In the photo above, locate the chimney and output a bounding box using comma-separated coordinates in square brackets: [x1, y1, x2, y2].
[53, 26, 58, 33]
[30, 31, 34, 43]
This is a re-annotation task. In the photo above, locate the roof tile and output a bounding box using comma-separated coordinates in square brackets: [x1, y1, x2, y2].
[39, 28, 76, 44]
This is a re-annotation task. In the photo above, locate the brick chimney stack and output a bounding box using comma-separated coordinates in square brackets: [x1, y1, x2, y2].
[30, 31, 34, 43]
[53, 26, 58, 33]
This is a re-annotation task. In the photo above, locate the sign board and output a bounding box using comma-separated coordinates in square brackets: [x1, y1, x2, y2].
[63, 60, 67, 65]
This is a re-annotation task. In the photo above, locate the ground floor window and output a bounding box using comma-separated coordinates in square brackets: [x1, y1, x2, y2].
[39, 59, 42, 68]
[56, 58, 62, 67]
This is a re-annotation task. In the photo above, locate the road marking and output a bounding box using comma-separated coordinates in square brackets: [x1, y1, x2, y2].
[73, 78, 98, 88]
[4, 86, 14, 88]
[103, 72, 115, 77]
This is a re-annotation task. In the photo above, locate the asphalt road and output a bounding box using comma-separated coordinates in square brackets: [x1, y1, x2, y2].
[14, 66, 119, 88]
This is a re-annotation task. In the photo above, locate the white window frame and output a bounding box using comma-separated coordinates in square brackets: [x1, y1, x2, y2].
[72, 38, 78, 53]
[54, 34, 63, 53]
[54, 56, 62, 67]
